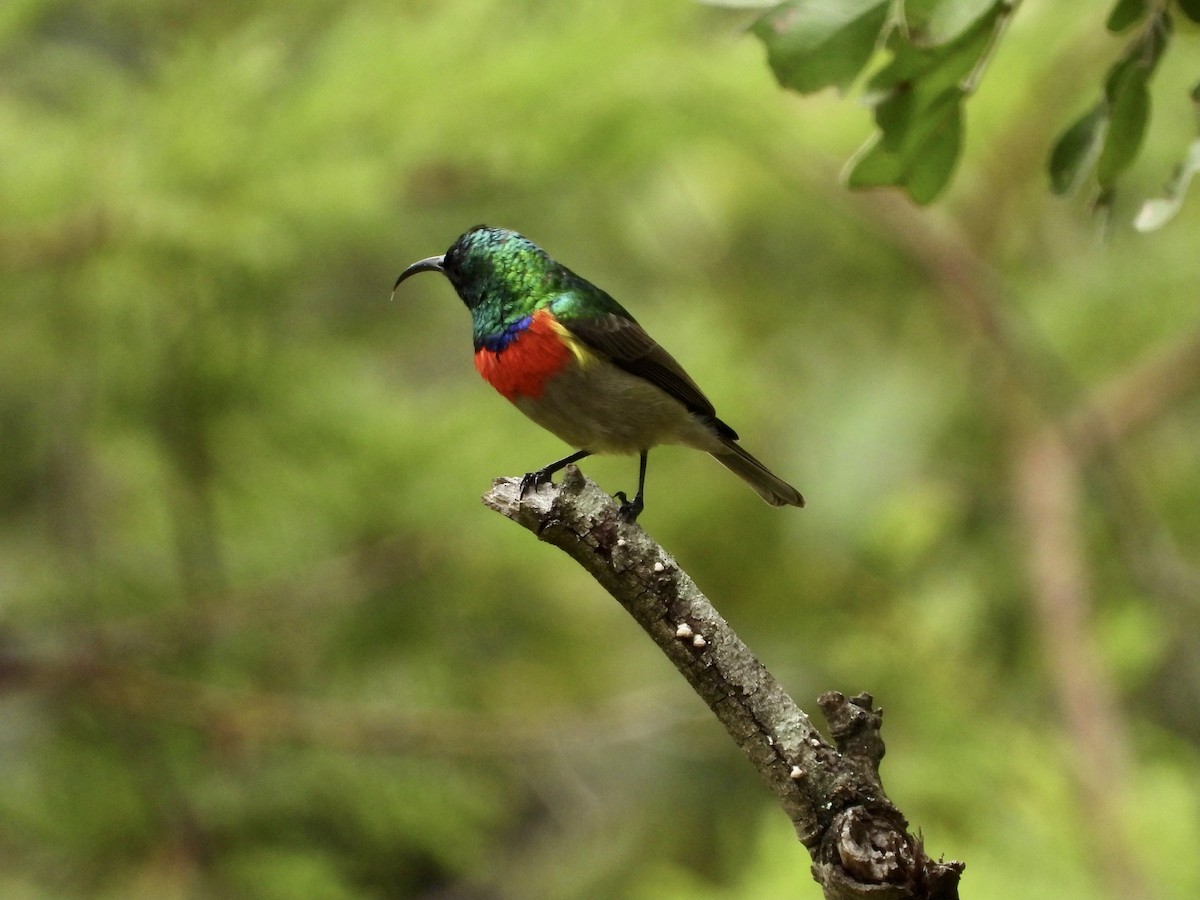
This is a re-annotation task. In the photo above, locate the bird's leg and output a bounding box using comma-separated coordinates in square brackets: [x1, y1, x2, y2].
[614, 451, 648, 522]
[519, 448, 592, 498]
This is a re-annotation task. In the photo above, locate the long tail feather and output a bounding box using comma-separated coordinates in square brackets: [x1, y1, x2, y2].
[709, 437, 805, 508]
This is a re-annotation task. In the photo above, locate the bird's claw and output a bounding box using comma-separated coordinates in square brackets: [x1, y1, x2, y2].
[518, 469, 551, 499]
[614, 492, 644, 523]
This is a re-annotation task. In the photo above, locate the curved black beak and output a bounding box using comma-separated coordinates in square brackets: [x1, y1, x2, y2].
[392, 255, 445, 293]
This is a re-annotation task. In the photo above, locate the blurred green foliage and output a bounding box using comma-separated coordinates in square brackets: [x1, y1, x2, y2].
[1, 1, 1199, 898]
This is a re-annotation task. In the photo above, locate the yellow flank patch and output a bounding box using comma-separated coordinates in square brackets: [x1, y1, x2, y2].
[545, 316, 593, 367]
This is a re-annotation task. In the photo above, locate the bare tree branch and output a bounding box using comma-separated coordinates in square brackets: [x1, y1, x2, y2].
[1012, 427, 1151, 900]
[482, 466, 964, 900]
[1065, 328, 1200, 459]
[855, 192, 1167, 900]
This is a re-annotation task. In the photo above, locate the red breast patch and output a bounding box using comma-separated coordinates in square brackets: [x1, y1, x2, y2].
[474, 309, 574, 401]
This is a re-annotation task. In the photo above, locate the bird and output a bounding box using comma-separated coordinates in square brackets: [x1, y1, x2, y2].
[393, 225, 804, 521]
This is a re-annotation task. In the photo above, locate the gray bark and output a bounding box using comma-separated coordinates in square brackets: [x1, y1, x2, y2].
[482, 465, 964, 900]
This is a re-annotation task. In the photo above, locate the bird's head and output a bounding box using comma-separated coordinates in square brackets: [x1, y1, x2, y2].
[393, 225, 553, 311]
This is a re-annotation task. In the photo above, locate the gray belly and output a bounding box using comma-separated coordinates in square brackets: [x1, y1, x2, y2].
[513, 362, 723, 454]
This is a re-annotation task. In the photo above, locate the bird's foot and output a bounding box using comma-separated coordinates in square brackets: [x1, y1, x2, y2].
[518, 450, 592, 501]
[518, 469, 553, 499]
[613, 491, 644, 523]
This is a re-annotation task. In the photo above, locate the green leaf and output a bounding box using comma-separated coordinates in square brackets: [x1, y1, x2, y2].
[1097, 57, 1152, 187]
[874, 85, 919, 152]
[750, 0, 890, 94]
[1107, 0, 1149, 32]
[867, 3, 1003, 99]
[1177, 0, 1200, 25]
[1048, 104, 1107, 195]
[841, 4, 999, 204]
[903, 0, 1001, 46]
[1047, 18, 1168, 196]
[846, 87, 963, 203]
[1134, 138, 1200, 230]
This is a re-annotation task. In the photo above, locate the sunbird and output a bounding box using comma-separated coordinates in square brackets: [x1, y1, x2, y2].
[394, 225, 804, 521]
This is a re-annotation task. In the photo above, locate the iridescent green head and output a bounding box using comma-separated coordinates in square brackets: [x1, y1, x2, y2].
[394, 225, 558, 313]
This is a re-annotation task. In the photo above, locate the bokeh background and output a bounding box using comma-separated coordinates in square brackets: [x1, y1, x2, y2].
[3, 1, 1199, 898]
